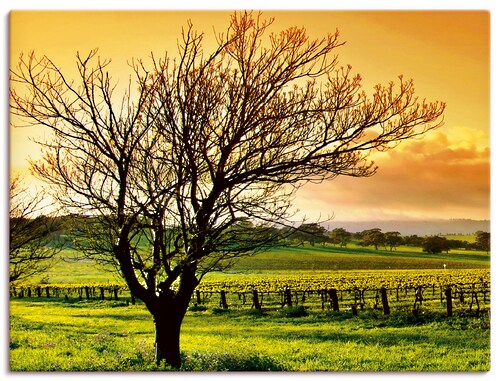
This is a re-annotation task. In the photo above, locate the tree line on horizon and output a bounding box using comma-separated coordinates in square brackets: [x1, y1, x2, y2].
[10, 209, 490, 282]
[267, 223, 490, 254]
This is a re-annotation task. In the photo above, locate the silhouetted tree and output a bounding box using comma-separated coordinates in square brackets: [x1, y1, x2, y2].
[10, 12, 445, 367]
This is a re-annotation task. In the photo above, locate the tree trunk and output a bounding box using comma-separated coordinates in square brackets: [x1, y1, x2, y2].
[114, 236, 199, 369]
[153, 310, 183, 368]
[149, 266, 199, 369]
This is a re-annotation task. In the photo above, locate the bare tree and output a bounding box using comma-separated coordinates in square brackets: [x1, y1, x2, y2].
[10, 12, 445, 367]
[9, 176, 62, 283]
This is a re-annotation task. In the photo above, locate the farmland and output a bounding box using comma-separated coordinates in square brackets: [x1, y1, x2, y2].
[9, 241, 490, 371]
[23, 242, 490, 285]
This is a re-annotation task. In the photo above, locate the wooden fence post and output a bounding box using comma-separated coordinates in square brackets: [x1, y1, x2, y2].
[252, 289, 261, 310]
[469, 291, 480, 316]
[381, 287, 390, 315]
[220, 290, 228, 309]
[445, 287, 453, 317]
[328, 288, 340, 312]
[285, 288, 293, 307]
[85, 286, 90, 300]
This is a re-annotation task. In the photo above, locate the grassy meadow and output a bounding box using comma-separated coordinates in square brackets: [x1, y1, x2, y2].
[10, 298, 490, 371]
[27, 242, 490, 284]
[10, 240, 491, 371]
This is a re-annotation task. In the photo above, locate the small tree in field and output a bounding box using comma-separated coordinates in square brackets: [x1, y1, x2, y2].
[10, 12, 445, 367]
[361, 228, 386, 250]
[290, 223, 329, 246]
[474, 231, 490, 254]
[9, 176, 62, 283]
[330, 228, 351, 247]
[422, 235, 450, 254]
[384, 231, 402, 251]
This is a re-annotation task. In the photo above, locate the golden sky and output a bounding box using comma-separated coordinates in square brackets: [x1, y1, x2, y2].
[9, 10, 490, 221]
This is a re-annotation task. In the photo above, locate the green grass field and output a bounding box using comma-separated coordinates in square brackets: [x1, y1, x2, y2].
[10, 299, 490, 371]
[10, 240, 491, 371]
[227, 244, 489, 273]
[28, 242, 490, 284]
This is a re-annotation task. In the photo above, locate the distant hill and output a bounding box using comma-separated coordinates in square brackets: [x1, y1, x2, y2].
[326, 219, 490, 236]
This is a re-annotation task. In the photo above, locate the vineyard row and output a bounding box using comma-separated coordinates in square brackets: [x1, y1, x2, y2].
[194, 283, 489, 317]
[10, 281, 490, 318]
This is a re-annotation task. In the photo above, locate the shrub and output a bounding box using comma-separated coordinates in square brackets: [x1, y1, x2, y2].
[181, 351, 285, 371]
[188, 304, 208, 312]
[284, 305, 308, 318]
[246, 308, 267, 317]
[211, 307, 230, 315]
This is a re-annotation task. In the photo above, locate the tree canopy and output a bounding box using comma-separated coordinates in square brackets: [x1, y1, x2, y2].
[474, 231, 490, 253]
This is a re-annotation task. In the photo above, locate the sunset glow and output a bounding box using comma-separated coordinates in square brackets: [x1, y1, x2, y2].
[10, 10, 490, 221]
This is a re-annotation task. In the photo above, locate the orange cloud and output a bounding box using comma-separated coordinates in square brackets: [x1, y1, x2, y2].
[295, 128, 490, 221]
